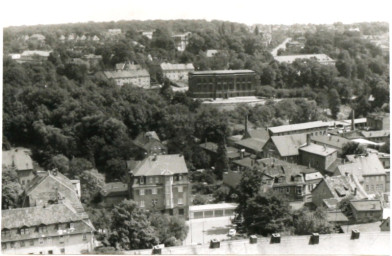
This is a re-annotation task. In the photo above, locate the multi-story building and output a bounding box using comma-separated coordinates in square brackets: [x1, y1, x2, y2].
[132, 131, 167, 156]
[103, 69, 150, 88]
[367, 113, 390, 131]
[2, 148, 35, 189]
[268, 121, 329, 137]
[160, 62, 194, 82]
[1, 204, 95, 254]
[274, 54, 335, 65]
[129, 154, 191, 218]
[188, 70, 257, 99]
[361, 130, 390, 143]
[310, 135, 350, 156]
[171, 32, 191, 52]
[299, 140, 338, 173]
[262, 134, 307, 163]
[350, 199, 383, 223]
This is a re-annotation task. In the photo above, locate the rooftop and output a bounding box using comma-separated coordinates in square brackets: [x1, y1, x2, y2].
[310, 135, 350, 149]
[326, 211, 349, 222]
[299, 143, 337, 156]
[337, 154, 386, 177]
[160, 62, 195, 71]
[318, 175, 355, 200]
[350, 199, 383, 211]
[341, 221, 383, 233]
[189, 203, 237, 212]
[131, 154, 188, 177]
[274, 54, 335, 64]
[361, 130, 390, 138]
[268, 121, 329, 134]
[269, 134, 307, 157]
[234, 138, 267, 152]
[104, 69, 149, 79]
[101, 182, 128, 197]
[189, 70, 255, 75]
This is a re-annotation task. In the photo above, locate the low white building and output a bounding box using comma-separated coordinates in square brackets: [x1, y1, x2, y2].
[104, 69, 150, 88]
[160, 62, 194, 82]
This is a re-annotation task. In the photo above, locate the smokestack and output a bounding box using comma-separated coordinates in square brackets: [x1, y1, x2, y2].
[306, 134, 311, 146]
[245, 115, 248, 133]
[351, 110, 355, 131]
[240, 149, 245, 159]
[354, 188, 357, 196]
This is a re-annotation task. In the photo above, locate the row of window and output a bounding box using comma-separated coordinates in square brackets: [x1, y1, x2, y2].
[2, 234, 87, 250]
[274, 186, 303, 195]
[137, 186, 184, 196]
[365, 184, 384, 192]
[136, 175, 185, 185]
[194, 76, 254, 83]
[2, 223, 75, 237]
[139, 198, 184, 207]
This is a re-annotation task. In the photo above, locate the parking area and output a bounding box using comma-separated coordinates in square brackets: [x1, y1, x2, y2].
[184, 216, 234, 245]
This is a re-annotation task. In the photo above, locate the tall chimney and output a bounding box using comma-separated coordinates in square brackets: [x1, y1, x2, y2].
[306, 134, 311, 146]
[245, 115, 249, 133]
[351, 110, 355, 131]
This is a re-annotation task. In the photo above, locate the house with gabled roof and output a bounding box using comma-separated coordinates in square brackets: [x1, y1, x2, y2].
[262, 134, 307, 163]
[129, 154, 190, 218]
[2, 148, 35, 188]
[350, 199, 383, 223]
[133, 131, 167, 156]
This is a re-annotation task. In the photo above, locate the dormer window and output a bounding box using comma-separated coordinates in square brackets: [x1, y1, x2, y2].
[1, 229, 10, 237]
[20, 227, 29, 235]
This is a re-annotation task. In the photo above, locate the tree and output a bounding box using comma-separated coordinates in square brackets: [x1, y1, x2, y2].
[149, 213, 188, 246]
[342, 142, 367, 157]
[293, 207, 333, 235]
[337, 195, 354, 221]
[328, 89, 341, 119]
[214, 141, 229, 179]
[109, 200, 158, 250]
[2, 168, 23, 210]
[78, 169, 105, 204]
[242, 191, 292, 236]
[236, 169, 264, 215]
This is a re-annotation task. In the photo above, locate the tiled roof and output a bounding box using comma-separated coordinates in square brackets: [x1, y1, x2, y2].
[234, 138, 267, 152]
[361, 130, 390, 138]
[104, 69, 149, 79]
[268, 121, 329, 134]
[244, 128, 270, 140]
[269, 134, 307, 157]
[2, 204, 85, 229]
[132, 154, 188, 176]
[160, 62, 194, 71]
[310, 135, 350, 149]
[337, 154, 386, 177]
[350, 200, 382, 211]
[326, 211, 349, 222]
[299, 143, 337, 156]
[2, 148, 33, 171]
[320, 175, 354, 199]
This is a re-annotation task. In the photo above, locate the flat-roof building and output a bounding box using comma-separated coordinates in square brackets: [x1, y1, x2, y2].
[274, 54, 335, 65]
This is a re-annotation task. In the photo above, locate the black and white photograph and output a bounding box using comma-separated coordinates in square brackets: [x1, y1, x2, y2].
[0, 0, 391, 254]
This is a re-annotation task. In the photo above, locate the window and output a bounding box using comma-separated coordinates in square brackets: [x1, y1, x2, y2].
[179, 209, 185, 215]
[30, 240, 34, 246]
[286, 187, 290, 193]
[2, 243, 7, 250]
[155, 177, 160, 183]
[22, 180, 25, 185]
[59, 236, 64, 244]
[178, 186, 183, 193]
[60, 248, 65, 254]
[20, 241, 25, 247]
[48, 250, 53, 255]
[38, 226, 47, 233]
[20, 227, 29, 235]
[152, 188, 157, 195]
[140, 189, 145, 195]
[83, 233, 87, 241]
[140, 201, 145, 207]
[10, 242, 15, 249]
[39, 238, 44, 245]
[366, 185, 369, 191]
[178, 175, 183, 181]
[178, 198, 183, 205]
[140, 177, 145, 185]
[371, 185, 374, 191]
[296, 187, 302, 195]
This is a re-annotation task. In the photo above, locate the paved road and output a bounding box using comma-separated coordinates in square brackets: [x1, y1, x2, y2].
[271, 37, 292, 57]
[184, 216, 234, 245]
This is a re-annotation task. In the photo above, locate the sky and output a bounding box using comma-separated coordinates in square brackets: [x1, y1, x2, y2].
[1, 0, 391, 27]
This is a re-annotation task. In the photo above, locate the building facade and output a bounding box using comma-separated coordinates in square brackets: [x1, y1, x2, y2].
[268, 121, 329, 137]
[367, 113, 390, 131]
[2, 148, 35, 189]
[188, 70, 257, 99]
[129, 154, 191, 218]
[299, 143, 338, 172]
[350, 200, 383, 223]
[160, 62, 194, 82]
[103, 70, 150, 88]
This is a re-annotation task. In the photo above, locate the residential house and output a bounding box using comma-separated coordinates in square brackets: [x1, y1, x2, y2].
[310, 135, 350, 156]
[380, 217, 390, 231]
[13, 50, 52, 64]
[160, 62, 194, 83]
[172, 32, 191, 52]
[311, 175, 361, 208]
[92, 35, 100, 42]
[129, 154, 191, 218]
[103, 69, 150, 88]
[299, 139, 338, 173]
[336, 154, 387, 194]
[350, 199, 383, 223]
[199, 142, 247, 162]
[100, 182, 128, 207]
[108, 29, 122, 35]
[133, 131, 167, 156]
[274, 54, 335, 65]
[115, 62, 142, 71]
[326, 210, 349, 226]
[268, 121, 329, 137]
[2, 148, 35, 189]
[360, 130, 390, 143]
[1, 204, 95, 254]
[262, 134, 307, 163]
[367, 113, 389, 131]
[233, 138, 267, 159]
[140, 31, 154, 39]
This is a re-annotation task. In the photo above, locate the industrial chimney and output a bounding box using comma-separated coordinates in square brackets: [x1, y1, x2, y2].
[351, 110, 355, 131]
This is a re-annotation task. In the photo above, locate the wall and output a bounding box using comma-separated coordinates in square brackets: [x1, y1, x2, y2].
[300, 151, 337, 172]
[311, 181, 334, 207]
[18, 169, 35, 189]
[351, 208, 383, 223]
[363, 175, 386, 193]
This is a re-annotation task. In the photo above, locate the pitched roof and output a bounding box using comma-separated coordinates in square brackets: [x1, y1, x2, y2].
[132, 154, 188, 176]
[160, 62, 195, 71]
[310, 135, 350, 149]
[244, 128, 270, 140]
[2, 204, 86, 229]
[268, 121, 329, 135]
[350, 200, 382, 211]
[269, 134, 307, 157]
[326, 211, 349, 222]
[101, 182, 128, 197]
[318, 175, 355, 199]
[234, 138, 267, 152]
[2, 148, 33, 171]
[299, 143, 337, 156]
[337, 154, 386, 177]
[104, 69, 149, 79]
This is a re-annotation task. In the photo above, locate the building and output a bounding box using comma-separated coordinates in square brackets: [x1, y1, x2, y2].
[326, 210, 349, 226]
[129, 154, 190, 218]
[206, 49, 218, 58]
[133, 131, 167, 156]
[268, 121, 329, 137]
[299, 139, 338, 173]
[2, 148, 35, 189]
[380, 217, 390, 231]
[262, 134, 307, 163]
[336, 154, 387, 194]
[199, 142, 247, 162]
[188, 70, 257, 99]
[274, 54, 335, 65]
[233, 138, 267, 159]
[189, 203, 237, 219]
[108, 29, 122, 35]
[350, 199, 383, 223]
[160, 62, 194, 82]
[360, 130, 390, 143]
[115, 62, 142, 71]
[172, 32, 191, 52]
[103, 69, 150, 88]
[311, 175, 360, 208]
[367, 113, 390, 131]
[310, 135, 350, 156]
[81, 54, 102, 68]
[140, 31, 154, 39]
[1, 204, 95, 254]
[100, 182, 128, 207]
[11, 50, 52, 64]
